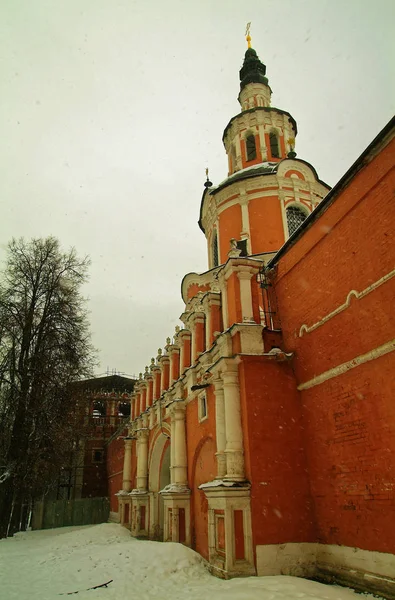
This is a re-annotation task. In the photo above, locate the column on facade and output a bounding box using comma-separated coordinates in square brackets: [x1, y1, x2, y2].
[237, 268, 255, 323]
[218, 271, 229, 330]
[222, 361, 245, 480]
[213, 377, 227, 479]
[235, 134, 242, 171]
[203, 292, 222, 348]
[202, 295, 212, 350]
[190, 312, 205, 364]
[171, 401, 188, 486]
[170, 411, 176, 485]
[258, 123, 267, 161]
[146, 375, 153, 408]
[169, 345, 180, 385]
[160, 355, 170, 394]
[240, 197, 251, 253]
[134, 388, 141, 419]
[136, 429, 149, 491]
[122, 437, 133, 492]
[130, 394, 136, 421]
[151, 362, 161, 403]
[140, 383, 147, 413]
[179, 329, 192, 375]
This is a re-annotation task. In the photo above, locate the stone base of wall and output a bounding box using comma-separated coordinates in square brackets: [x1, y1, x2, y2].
[256, 543, 395, 600]
[109, 510, 120, 523]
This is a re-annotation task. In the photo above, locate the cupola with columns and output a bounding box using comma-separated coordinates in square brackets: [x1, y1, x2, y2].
[199, 28, 331, 270]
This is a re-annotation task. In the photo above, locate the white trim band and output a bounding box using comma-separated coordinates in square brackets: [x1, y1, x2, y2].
[299, 268, 395, 337]
[298, 339, 395, 391]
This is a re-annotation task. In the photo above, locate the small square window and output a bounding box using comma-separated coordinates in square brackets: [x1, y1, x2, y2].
[92, 449, 104, 463]
[198, 393, 208, 422]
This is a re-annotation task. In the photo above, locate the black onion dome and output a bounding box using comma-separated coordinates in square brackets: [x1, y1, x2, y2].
[239, 47, 268, 91]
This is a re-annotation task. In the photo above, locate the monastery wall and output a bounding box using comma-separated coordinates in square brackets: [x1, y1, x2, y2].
[273, 136, 395, 556]
[107, 434, 127, 516]
[238, 356, 316, 549]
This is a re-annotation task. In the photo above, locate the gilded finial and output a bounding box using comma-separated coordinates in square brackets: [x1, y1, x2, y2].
[287, 137, 297, 159]
[204, 167, 213, 189]
[245, 22, 251, 49]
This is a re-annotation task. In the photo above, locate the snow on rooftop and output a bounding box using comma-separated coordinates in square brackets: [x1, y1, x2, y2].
[210, 162, 278, 191]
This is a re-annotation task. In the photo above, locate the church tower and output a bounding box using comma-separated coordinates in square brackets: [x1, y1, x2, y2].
[199, 33, 330, 269]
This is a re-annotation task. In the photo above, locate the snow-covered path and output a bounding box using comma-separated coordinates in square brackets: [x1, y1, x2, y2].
[0, 524, 379, 600]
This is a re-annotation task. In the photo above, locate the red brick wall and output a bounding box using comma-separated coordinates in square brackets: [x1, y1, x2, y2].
[249, 195, 285, 253]
[107, 433, 127, 512]
[273, 135, 395, 553]
[218, 203, 242, 264]
[239, 356, 316, 548]
[82, 439, 108, 498]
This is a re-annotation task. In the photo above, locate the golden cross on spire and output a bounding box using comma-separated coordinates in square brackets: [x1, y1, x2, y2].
[205, 167, 209, 178]
[245, 22, 252, 48]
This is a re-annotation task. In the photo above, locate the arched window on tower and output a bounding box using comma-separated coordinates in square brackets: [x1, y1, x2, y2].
[246, 134, 256, 161]
[270, 132, 280, 158]
[286, 205, 308, 237]
[212, 231, 219, 267]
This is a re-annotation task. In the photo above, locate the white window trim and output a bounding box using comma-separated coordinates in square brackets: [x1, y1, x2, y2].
[198, 392, 208, 423]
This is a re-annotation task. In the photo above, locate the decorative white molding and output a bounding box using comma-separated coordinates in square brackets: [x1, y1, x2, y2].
[298, 339, 395, 391]
[299, 268, 395, 337]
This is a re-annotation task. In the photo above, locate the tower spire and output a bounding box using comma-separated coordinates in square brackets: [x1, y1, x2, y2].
[245, 22, 252, 49]
[239, 43, 268, 93]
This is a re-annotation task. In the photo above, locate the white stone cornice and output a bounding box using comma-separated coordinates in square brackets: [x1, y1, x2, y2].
[222, 256, 263, 281]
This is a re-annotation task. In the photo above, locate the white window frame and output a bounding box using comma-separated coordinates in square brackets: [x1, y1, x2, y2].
[198, 392, 208, 423]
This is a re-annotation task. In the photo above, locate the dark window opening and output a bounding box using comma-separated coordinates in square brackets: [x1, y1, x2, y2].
[92, 400, 105, 417]
[286, 205, 308, 236]
[199, 394, 207, 420]
[246, 134, 256, 161]
[236, 239, 248, 257]
[212, 231, 219, 267]
[270, 132, 280, 158]
[92, 449, 104, 463]
[118, 402, 130, 417]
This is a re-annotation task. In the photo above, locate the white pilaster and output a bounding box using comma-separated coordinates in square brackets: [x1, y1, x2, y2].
[213, 378, 227, 479]
[222, 363, 245, 480]
[237, 270, 254, 323]
[122, 438, 133, 492]
[136, 430, 149, 491]
[172, 402, 188, 486]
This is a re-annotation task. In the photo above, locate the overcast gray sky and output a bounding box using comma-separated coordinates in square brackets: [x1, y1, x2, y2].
[1, 0, 394, 377]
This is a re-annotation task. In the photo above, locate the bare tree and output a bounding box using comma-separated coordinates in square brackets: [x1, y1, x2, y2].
[0, 237, 96, 537]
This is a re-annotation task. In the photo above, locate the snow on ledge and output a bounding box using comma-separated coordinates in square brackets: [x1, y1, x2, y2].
[198, 479, 247, 489]
[129, 489, 149, 496]
[159, 483, 190, 494]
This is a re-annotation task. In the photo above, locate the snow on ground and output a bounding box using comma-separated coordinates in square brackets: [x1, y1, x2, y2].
[0, 523, 379, 600]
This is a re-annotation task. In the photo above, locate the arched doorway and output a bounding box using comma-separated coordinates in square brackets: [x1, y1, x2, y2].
[158, 445, 170, 537]
[191, 437, 217, 559]
[148, 428, 170, 540]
